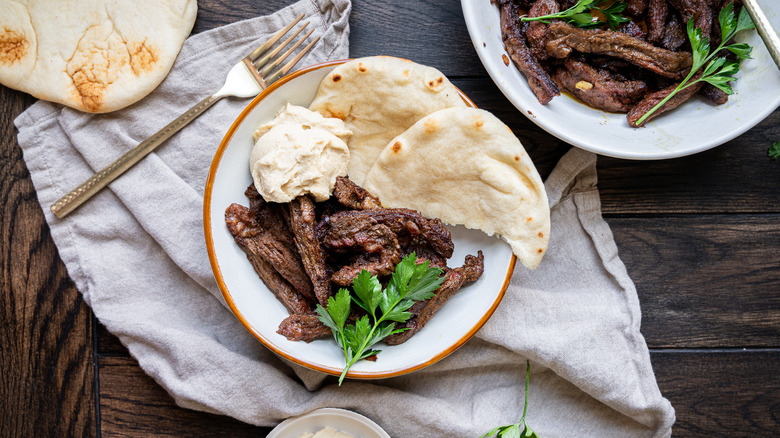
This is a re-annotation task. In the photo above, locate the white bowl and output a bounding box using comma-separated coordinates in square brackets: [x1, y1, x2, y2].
[204, 60, 516, 380]
[267, 408, 390, 438]
[461, 0, 780, 159]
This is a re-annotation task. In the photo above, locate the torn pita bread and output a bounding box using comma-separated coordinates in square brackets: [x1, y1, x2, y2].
[308, 56, 466, 185]
[363, 107, 550, 269]
[0, 0, 197, 113]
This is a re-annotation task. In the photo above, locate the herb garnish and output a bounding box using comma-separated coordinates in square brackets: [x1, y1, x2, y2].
[316, 253, 444, 385]
[481, 360, 539, 438]
[521, 0, 630, 31]
[635, 2, 755, 126]
[769, 142, 780, 160]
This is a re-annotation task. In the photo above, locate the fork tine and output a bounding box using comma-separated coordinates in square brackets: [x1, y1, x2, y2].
[262, 35, 321, 87]
[257, 28, 315, 78]
[246, 13, 305, 62]
[253, 23, 310, 70]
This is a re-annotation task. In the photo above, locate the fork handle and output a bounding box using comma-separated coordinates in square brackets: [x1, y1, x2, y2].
[50, 94, 222, 218]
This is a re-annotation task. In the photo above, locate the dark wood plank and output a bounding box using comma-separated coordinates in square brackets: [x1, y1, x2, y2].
[651, 350, 780, 436]
[610, 215, 780, 348]
[99, 356, 272, 437]
[0, 86, 96, 436]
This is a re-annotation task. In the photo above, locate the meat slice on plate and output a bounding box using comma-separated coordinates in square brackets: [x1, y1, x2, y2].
[627, 75, 703, 127]
[332, 176, 382, 210]
[494, 0, 560, 104]
[277, 313, 333, 342]
[526, 0, 560, 61]
[553, 59, 648, 113]
[545, 21, 693, 79]
[289, 195, 333, 306]
[385, 251, 485, 346]
[225, 203, 313, 314]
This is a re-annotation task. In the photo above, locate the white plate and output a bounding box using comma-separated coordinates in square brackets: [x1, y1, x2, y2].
[461, 0, 780, 159]
[267, 408, 390, 438]
[204, 60, 516, 380]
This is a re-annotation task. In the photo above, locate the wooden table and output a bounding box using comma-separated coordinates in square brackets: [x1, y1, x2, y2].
[2, 1, 778, 436]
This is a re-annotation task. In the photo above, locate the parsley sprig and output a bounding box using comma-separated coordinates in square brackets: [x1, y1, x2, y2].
[316, 253, 444, 385]
[481, 360, 539, 438]
[634, 2, 755, 126]
[521, 0, 629, 31]
[769, 142, 780, 160]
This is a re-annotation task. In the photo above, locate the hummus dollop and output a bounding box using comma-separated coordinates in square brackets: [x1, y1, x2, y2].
[250, 103, 351, 203]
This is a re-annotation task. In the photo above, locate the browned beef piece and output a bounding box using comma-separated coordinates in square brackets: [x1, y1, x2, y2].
[332, 176, 382, 210]
[526, 0, 559, 61]
[553, 59, 648, 113]
[289, 196, 332, 306]
[668, 0, 712, 36]
[700, 84, 729, 105]
[647, 0, 669, 44]
[385, 251, 484, 345]
[225, 204, 313, 314]
[225, 203, 315, 305]
[361, 208, 454, 258]
[497, 0, 560, 104]
[626, 0, 649, 17]
[402, 245, 449, 270]
[319, 211, 402, 286]
[627, 77, 703, 126]
[277, 314, 332, 342]
[618, 20, 647, 40]
[545, 21, 693, 79]
[661, 12, 687, 51]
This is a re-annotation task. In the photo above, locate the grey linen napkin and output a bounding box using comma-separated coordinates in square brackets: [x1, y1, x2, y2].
[14, 0, 675, 436]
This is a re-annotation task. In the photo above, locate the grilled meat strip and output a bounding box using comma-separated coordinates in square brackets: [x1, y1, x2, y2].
[225, 203, 313, 314]
[647, 0, 669, 44]
[627, 76, 703, 126]
[661, 12, 687, 51]
[553, 59, 648, 112]
[289, 195, 332, 306]
[626, 0, 649, 17]
[277, 313, 332, 342]
[526, 0, 559, 61]
[495, 0, 560, 104]
[545, 21, 693, 79]
[668, 0, 713, 37]
[319, 211, 402, 286]
[385, 251, 485, 345]
[333, 176, 382, 210]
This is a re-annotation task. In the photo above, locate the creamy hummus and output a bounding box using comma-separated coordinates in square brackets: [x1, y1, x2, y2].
[296, 426, 355, 438]
[250, 103, 351, 203]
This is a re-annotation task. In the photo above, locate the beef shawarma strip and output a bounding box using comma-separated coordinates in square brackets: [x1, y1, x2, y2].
[627, 76, 703, 126]
[277, 313, 332, 342]
[289, 195, 333, 306]
[668, 0, 713, 37]
[526, 0, 560, 61]
[318, 211, 402, 286]
[385, 251, 484, 346]
[647, 0, 669, 44]
[545, 21, 693, 79]
[626, 0, 649, 17]
[225, 204, 312, 314]
[332, 176, 382, 210]
[661, 12, 687, 51]
[494, 0, 560, 104]
[553, 59, 648, 112]
[225, 203, 316, 305]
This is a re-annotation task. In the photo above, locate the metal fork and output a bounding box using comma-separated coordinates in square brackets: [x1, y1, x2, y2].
[50, 14, 319, 218]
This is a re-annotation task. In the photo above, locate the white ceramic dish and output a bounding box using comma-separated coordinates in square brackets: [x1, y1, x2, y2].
[267, 408, 390, 438]
[204, 60, 516, 380]
[461, 0, 780, 159]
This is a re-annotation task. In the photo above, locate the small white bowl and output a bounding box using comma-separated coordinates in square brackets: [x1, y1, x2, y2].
[461, 0, 780, 159]
[267, 408, 391, 438]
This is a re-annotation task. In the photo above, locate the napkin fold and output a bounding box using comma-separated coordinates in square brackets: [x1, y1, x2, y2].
[14, 0, 675, 435]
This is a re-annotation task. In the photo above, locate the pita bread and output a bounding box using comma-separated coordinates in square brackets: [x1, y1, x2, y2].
[308, 56, 466, 185]
[0, 0, 197, 113]
[363, 107, 550, 269]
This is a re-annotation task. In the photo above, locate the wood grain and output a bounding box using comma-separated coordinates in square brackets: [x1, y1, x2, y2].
[98, 356, 272, 437]
[652, 351, 780, 436]
[0, 87, 96, 436]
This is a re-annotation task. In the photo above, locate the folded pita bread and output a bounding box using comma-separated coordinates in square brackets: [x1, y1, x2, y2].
[0, 0, 197, 113]
[308, 56, 466, 185]
[363, 107, 550, 269]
